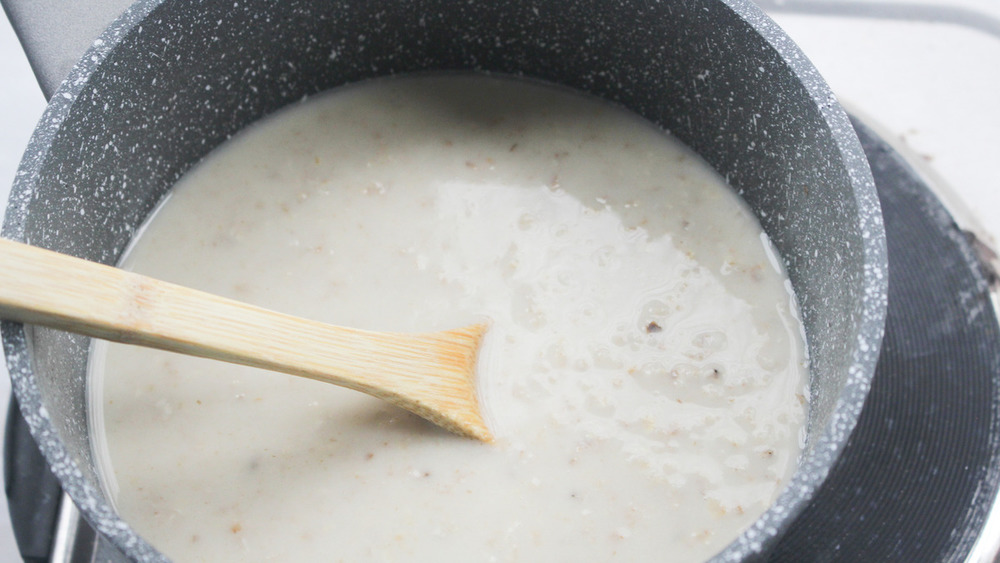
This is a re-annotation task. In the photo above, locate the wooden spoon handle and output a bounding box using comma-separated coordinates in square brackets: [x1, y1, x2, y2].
[0, 237, 491, 441]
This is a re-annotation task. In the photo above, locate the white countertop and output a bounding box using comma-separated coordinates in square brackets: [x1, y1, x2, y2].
[1, 1, 998, 561]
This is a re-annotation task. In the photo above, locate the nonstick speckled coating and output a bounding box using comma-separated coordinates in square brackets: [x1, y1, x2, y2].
[2, 0, 887, 560]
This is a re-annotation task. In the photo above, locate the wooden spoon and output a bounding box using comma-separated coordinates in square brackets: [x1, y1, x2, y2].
[0, 237, 492, 442]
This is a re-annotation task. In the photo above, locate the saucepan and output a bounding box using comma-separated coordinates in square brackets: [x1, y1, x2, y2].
[2, 0, 887, 560]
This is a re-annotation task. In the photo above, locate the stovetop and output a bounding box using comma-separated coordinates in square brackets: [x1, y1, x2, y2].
[2, 1, 999, 561]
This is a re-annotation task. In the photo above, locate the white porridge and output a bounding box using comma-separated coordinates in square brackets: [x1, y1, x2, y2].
[89, 74, 808, 562]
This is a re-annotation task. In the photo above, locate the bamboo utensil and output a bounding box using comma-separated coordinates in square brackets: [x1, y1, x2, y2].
[0, 237, 492, 442]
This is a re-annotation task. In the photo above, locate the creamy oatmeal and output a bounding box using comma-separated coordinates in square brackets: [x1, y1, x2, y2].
[89, 74, 807, 562]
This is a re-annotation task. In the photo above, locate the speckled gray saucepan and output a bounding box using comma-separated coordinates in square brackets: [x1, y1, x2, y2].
[2, 0, 887, 560]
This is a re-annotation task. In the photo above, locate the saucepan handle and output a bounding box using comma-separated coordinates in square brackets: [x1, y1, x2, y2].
[1, 0, 133, 99]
